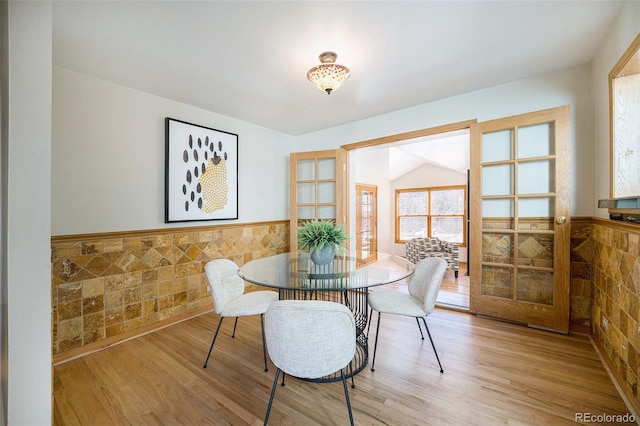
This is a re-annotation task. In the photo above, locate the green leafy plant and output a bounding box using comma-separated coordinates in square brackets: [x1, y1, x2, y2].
[297, 219, 348, 251]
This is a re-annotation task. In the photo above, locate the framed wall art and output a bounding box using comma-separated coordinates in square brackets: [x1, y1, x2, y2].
[165, 118, 238, 222]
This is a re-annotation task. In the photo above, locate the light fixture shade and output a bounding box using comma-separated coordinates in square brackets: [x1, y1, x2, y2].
[307, 51, 350, 95]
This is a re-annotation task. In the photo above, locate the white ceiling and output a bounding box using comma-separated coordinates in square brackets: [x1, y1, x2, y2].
[358, 129, 470, 180]
[52, 0, 625, 137]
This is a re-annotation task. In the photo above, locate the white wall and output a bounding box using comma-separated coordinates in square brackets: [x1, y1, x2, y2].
[52, 68, 293, 235]
[352, 149, 392, 252]
[296, 64, 595, 216]
[53, 62, 596, 236]
[591, 1, 640, 218]
[7, 1, 52, 424]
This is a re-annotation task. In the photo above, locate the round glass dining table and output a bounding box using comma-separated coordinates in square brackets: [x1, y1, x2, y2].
[238, 251, 415, 381]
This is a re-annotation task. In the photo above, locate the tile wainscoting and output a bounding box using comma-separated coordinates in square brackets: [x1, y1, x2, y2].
[570, 218, 593, 333]
[51, 221, 289, 363]
[590, 218, 640, 409]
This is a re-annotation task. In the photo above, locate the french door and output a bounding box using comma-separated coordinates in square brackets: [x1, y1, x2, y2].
[289, 150, 348, 250]
[470, 106, 571, 332]
[355, 184, 377, 264]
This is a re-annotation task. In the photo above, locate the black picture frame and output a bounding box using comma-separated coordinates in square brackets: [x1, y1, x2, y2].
[165, 117, 238, 223]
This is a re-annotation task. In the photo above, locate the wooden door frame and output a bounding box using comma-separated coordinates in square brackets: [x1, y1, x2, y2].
[341, 120, 477, 151]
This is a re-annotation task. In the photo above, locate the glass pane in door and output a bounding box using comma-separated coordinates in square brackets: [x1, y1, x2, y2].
[318, 182, 336, 203]
[518, 123, 553, 158]
[317, 158, 336, 179]
[297, 183, 315, 204]
[518, 161, 554, 194]
[482, 165, 513, 195]
[317, 206, 336, 218]
[482, 130, 513, 162]
[297, 160, 315, 180]
[519, 197, 553, 217]
[482, 199, 514, 220]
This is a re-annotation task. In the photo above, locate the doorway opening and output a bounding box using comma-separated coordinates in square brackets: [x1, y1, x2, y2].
[347, 125, 471, 310]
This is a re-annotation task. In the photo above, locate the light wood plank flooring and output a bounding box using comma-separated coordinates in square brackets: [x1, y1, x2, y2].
[54, 306, 633, 425]
[436, 263, 469, 309]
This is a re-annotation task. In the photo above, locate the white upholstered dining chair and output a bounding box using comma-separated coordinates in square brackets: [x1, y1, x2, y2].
[263, 300, 356, 426]
[367, 257, 448, 373]
[202, 258, 279, 372]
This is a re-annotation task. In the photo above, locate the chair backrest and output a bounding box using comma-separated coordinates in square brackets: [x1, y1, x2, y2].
[408, 257, 448, 315]
[406, 237, 441, 263]
[265, 300, 356, 379]
[205, 259, 245, 314]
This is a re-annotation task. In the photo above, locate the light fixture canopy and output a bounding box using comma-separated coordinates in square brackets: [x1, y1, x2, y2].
[307, 51, 350, 95]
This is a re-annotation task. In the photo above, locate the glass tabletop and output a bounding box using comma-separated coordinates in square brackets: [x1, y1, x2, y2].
[238, 251, 415, 290]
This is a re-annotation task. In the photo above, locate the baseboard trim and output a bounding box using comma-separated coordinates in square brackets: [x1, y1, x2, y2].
[590, 334, 640, 421]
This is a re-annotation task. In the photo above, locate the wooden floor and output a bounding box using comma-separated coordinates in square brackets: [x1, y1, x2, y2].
[53, 300, 634, 425]
[436, 263, 469, 309]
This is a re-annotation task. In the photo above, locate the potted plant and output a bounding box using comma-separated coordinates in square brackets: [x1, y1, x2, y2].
[297, 219, 348, 265]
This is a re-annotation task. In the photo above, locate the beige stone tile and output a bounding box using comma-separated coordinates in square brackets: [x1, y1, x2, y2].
[83, 295, 104, 315]
[124, 288, 141, 305]
[103, 273, 124, 292]
[83, 277, 104, 298]
[105, 307, 124, 327]
[104, 290, 123, 310]
[124, 303, 142, 321]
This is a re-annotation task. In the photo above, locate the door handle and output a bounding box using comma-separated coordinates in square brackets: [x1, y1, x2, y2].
[556, 216, 567, 224]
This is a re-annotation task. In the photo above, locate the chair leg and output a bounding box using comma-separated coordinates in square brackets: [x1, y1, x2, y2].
[264, 368, 281, 426]
[415, 317, 425, 339]
[260, 313, 268, 372]
[455, 270, 459, 278]
[366, 308, 373, 337]
[341, 368, 355, 426]
[421, 317, 444, 373]
[370, 312, 382, 371]
[349, 360, 355, 389]
[231, 317, 239, 338]
[203, 317, 225, 368]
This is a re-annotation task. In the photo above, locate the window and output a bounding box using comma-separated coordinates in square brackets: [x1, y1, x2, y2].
[610, 33, 640, 198]
[395, 185, 466, 246]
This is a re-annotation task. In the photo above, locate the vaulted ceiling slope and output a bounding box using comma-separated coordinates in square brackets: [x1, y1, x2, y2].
[53, 1, 625, 136]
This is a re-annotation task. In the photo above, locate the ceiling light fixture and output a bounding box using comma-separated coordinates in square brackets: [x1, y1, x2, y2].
[306, 51, 350, 95]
